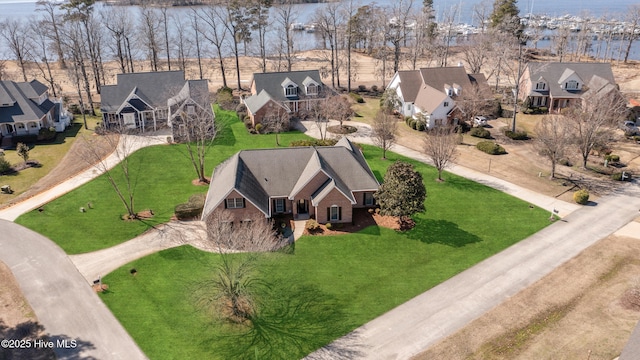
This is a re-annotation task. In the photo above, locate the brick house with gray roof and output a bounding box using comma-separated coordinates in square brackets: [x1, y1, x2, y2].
[100, 71, 210, 136]
[0, 80, 69, 138]
[242, 70, 332, 127]
[201, 137, 379, 224]
[518, 62, 618, 113]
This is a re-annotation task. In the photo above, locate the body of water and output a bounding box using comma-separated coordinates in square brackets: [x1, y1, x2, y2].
[0, 0, 639, 61]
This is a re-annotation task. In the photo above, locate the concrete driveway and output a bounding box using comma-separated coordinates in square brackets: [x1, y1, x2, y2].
[0, 219, 147, 360]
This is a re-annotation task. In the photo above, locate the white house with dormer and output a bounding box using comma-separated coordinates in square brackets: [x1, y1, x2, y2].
[387, 66, 489, 129]
[243, 70, 332, 126]
[518, 62, 618, 112]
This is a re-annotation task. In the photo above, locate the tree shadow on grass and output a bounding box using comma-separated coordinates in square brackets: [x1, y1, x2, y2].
[207, 282, 362, 360]
[0, 320, 96, 360]
[443, 175, 507, 193]
[405, 219, 483, 247]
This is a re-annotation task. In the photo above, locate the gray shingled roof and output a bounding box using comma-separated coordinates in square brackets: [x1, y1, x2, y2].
[100, 71, 209, 112]
[251, 70, 325, 103]
[244, 90, 276, 114]
[202, 138, 379, 219]
[396, 70, 422, 103]
[419, 67, 480, 96]
[0, 80, 53, 124]
[525, 62, 616, 98]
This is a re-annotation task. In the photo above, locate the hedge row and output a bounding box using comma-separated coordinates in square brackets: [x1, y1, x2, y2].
[476, 141, 507, 155]
[290, 139, 338, 147]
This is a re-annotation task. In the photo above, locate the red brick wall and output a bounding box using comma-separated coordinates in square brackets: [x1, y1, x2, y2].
[315, 188, 353, 224]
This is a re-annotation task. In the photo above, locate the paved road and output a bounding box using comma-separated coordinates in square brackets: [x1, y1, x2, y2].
[0, 219, 147, 360]
[309, 183, 640, 359]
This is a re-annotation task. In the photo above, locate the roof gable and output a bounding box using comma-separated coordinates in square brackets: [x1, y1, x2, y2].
[251, 70, 325, 103]
[0, 80, 53, 124]
[525, 62, 616, 97]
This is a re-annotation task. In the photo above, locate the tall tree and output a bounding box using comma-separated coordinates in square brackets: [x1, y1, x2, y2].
[534, 115, 571, 179]
[624, 5, 640, 63]
[218, 0, 256, 90]
[423, 126, 458, 181]
[60, 21, 97, 117]
[36, 0, 67, 69]
[323, 95, 353, 129]
[139, 6, 162, 72]
[189, 9, 204, 80]
[30, 20, 58, 97]
[176, 103, 217, 184]
[489, 0, 521, 36]
[0, 19, 31, 82]
[371, 110, 397, 159]
[197, 6, 229, 88]
[160, 5, 172, 70]
[374, 161, 426, 226]
[251, 0, 271, 73]
[262, 105, 289, 146]
[387, 0, 415, 73]
[315, 3, 342, 88]
[273, 0, 296, 72]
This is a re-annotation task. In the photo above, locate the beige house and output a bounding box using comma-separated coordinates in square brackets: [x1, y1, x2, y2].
[518, 62, 618, 113]
[201, 138, 379, 224]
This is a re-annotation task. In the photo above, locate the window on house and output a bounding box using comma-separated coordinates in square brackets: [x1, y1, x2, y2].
[364, 193, 374, 206]
[565, 80, 579, 90]
[286, 84, 297, 97]
[444, 102, 449, 107]
[226, 198, 245, 209]
[406, 104, 412, 110]
[329, 205, 341, 221]
[307, 84, 318, 95]
[275, 198, 285, 213]
[536, 82, 546, 90]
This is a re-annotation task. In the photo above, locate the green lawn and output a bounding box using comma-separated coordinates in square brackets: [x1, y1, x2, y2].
[99, 145, 551, 359]
[0, 116, 100, 205]
[15, 108, 310, 254]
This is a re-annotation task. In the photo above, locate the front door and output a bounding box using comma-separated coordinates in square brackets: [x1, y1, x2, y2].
[297, 199, 308, 214]
[4, 124, 14, 136]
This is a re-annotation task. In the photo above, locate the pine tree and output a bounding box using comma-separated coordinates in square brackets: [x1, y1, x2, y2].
[489, 0, 521, 36]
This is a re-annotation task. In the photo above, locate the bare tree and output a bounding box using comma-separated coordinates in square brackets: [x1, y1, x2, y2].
[218, 0, 257, 90]
[36, 0, 67, 69]
[176, 103, 217, 184]
[565, 90, 627, 169]
[455, 82, 494, 125]
[315, 3, 342, 88]
[139, 6, 162, 72]
[310, 101, 329, 140]
[274, 0, 297, 72]
[189, 9, 204, 79]
[371, 110, 397, 159]
[29, 21, 58, 97]
[80, 129, 142, 218]
[60, 20, 97, 117]
[323, 95, 353, 129]
[423, 126, 458, 181]
[262, 105, 290, 146]
[160, 5, 172, 70]
[387, 0, 414, 73]
[198, 5, 229, 88]
[624, 5, 640, 63]
[0, 19, 31, 82]
[534, 115, 571, 179]
[462, 33, 492, 74]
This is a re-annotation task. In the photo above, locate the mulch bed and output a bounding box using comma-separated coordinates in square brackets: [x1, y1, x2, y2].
[302, 208, 414, 236]
[327, 125, 358, 134]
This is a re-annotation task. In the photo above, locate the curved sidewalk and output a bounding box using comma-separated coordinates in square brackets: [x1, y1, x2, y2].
[0, 219, 147, 359]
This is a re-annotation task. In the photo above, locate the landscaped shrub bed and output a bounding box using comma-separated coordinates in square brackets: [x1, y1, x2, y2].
[502, 128, 528, 140]
[349, 92, 364, 103]
[290, 139, 338, 147]
[174, 193, 206, 220]
[476, 141, 507, 155]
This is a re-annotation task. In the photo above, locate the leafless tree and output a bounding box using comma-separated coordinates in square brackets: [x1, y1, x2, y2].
[371, 110, 397, 159]
[624, 5, 640, 63]
[437, 3, 460, 67]
[309, 101, 329, 140]
[36, 0, 67, 69]
[60, 21, 97, 117]
[205, 210, 287, 253]
[323, 95, 353, 128]
[262, 105, 290, 146]
[160, 5, 172, 70]
[29, 20, 58, 98]
[176, 104, 217, 184]
[139, 6, 162, 72]
[315, 3, 343, 88]
[565, 90, 627, 169]
[553, 26, 571, 62]
[534, 115, 571, 179]
[387, 0, 414, 73]
[462, 33, 492, 74]
[455, 83, 494, 125]
[424, 126, 458, 181]
[0, 19, 31, 82]
[197, 5, 229, 88]
[101, 7, 135, 73]
[273, 0, 297, 72]
[341, 0, 359, 92]
[217, 0, 256, 90]
[189, 10, 204, 80]
[80, 129, 142, 218]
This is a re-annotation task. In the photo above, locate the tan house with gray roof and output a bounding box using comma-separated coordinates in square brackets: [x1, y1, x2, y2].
[518, 62, 618, 112]
[387, 66, 489, 128]
[201, 137, 379, 224]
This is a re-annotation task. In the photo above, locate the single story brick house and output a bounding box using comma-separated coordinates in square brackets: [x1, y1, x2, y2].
[201, 137, 379, 224]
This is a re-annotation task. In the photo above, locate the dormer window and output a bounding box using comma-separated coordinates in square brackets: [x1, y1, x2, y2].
[307, 84, 318, 95]
[444, 85, 453, 96]
[535, 81, 547, 90]
[565, 80, 579, 90]
[285, 84, 297, 97]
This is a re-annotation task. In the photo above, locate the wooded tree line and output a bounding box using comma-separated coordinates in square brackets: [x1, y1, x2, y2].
[1, 0, 638, 111]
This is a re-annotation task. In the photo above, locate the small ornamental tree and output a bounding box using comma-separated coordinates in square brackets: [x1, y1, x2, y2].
[16, 142, 29, 163]
[374, 161, 426, 227]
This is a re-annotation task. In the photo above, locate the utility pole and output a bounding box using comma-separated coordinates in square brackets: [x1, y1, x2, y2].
[512, 41, 523, 132]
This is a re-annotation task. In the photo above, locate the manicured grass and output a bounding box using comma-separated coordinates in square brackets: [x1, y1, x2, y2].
[15, 108, 310, 254]
[0, 117, 99, 205]
[99, 145, 551, 359]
